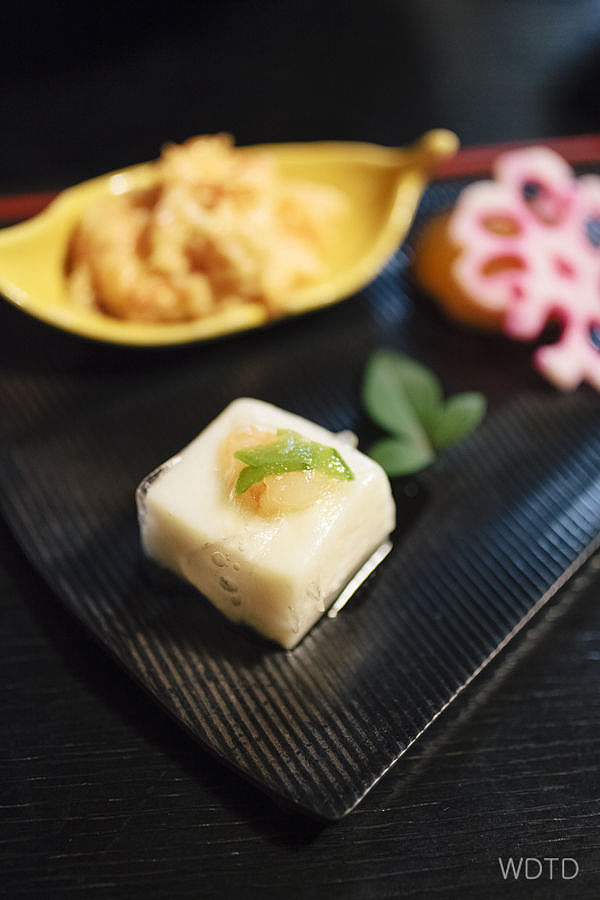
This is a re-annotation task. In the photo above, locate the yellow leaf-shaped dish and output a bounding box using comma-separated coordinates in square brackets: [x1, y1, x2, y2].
[0, 129, 458, 346]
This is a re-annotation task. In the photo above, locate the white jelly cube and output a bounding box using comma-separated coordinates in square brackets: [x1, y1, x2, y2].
[137, 398, 395, 648]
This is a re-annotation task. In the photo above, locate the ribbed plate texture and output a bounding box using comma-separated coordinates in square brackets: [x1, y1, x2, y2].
[3, 178, 600, 819]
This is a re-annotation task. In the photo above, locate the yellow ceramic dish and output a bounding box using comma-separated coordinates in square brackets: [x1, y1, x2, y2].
[0, 129, 458, 346]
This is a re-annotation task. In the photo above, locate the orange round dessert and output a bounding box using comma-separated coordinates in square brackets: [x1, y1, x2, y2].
[413, 211, 506, 331]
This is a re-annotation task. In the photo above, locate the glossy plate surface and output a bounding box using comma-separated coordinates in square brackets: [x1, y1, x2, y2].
[2, 167, 600, 819]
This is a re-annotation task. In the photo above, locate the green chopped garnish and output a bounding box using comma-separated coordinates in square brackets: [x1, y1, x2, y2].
[234, 428, 354, 494]
[362, 349, 486, 476]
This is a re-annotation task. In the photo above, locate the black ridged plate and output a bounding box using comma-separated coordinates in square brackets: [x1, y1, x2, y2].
[3, 176, 600, 819]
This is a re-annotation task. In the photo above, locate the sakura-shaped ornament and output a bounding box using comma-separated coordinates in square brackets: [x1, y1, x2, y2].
[414, 146, 600, 390]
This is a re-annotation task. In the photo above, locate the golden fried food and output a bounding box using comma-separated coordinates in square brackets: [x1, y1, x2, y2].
[66, 134, 345, 323]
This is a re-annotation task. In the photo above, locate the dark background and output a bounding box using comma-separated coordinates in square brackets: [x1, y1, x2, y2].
[2, 0, 600, 191]
[3, 2, 600, 898]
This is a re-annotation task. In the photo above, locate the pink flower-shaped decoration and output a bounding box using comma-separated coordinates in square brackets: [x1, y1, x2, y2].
[449, 146, 600, 390]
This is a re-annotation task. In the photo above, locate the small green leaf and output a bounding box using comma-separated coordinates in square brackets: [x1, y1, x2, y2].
[234, 429, 354, 494]
[368, 435, 435, 477]
[362, 349, 487, 476]
[430, 392, 487, 451]
[362, 349, 442, 438]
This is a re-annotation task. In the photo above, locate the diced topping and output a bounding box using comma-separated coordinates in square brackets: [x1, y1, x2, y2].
[219, 425, 354, 516]
[234, 428, 354, 492]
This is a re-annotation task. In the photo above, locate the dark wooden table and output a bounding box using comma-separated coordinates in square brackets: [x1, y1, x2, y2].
[3, 500, 600, 898]
[3, 1, 600, 896]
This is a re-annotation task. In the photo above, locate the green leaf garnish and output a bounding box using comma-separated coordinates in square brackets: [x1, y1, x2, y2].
[362, 350, 486, 476]
[368, 435, 435, 477]
[429, 392, 487, 451]
[233, 429, 354, 494]
[363, 349, 442, 438]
